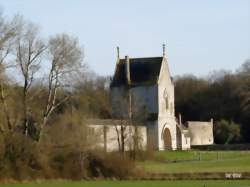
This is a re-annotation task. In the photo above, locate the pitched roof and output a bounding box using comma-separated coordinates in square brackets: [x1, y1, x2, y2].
[110, 57, 163, 87]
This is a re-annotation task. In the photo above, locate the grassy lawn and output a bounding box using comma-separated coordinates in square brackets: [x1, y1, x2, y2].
[1, 180, 250, 187]
[138, 151, 250, 173]
[154, 151, 250, 162]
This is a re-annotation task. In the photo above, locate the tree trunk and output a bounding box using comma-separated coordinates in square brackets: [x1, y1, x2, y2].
[0, 82, 12, 131]
[121, 125, 125, 153]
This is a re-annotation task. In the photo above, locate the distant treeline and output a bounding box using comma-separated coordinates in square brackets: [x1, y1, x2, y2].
[174, 62, 250, 143]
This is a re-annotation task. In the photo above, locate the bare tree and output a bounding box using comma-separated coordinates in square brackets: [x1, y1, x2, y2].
[238, 59, 250, 76]
[41, 34, 83, 137]
[114, 120, 129, 153]
[0, 13, 19, 132]
[112, 89, 145, 155]
[0, 14, 17, 67]
[15, 18, 46, 136]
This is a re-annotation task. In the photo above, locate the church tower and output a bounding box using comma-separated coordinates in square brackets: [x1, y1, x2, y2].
[155, 44, 177, 150]
[110, 45, 177, 150]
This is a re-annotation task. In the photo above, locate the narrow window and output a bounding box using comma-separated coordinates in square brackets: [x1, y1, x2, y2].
[163, 88, 169, 110]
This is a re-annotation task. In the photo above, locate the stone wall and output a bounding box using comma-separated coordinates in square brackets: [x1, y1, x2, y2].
[88, 124, 147, 152]
[188, 121, 214, 146]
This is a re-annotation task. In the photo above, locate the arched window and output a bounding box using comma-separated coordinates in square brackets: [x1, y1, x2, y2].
[163, 88, 169, 110]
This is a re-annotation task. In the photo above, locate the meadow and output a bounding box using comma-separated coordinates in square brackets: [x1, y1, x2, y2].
[1, 180, 250, 187]
[137, 151, 250, 173]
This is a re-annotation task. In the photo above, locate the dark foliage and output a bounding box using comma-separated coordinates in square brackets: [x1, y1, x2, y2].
[175, 61, 250, 143]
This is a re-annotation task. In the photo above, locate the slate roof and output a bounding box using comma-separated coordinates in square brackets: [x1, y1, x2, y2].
[110, 57, 163, 87]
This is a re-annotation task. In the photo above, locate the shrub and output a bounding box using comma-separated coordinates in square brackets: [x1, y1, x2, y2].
[49, 147, 88, 180]
[0, 132, 49, 180]
[87, 151, 135, 179]
[214, 120, 241, 144]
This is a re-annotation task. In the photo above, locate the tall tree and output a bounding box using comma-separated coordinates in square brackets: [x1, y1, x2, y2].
[0, 13, 18, 132]
[41, 34, 83, 137]
[237, 60, 250, 141]
[15, 17, 46, 136]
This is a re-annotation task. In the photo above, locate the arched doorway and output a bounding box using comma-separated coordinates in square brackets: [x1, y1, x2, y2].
[163, 128, 172, 150]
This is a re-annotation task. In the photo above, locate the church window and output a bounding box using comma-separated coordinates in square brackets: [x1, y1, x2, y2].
[163, 88, 169, 110]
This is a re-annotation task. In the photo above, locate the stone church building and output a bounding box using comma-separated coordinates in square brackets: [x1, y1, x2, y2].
[87, 46, 214, 151]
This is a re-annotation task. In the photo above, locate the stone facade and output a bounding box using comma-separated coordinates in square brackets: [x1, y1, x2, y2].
[187, 121, 214, 146]
[86, 119, 147, 152]
[110, 50, 213, 150]
[110, 55, 180, 150]
[87, 50, 214, 151]
[89, 124, 147, 152]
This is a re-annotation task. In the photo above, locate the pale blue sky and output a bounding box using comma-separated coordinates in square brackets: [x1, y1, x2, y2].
[1, 0, 249, 76]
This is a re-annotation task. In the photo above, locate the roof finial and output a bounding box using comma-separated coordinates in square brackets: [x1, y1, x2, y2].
[116, 46, 120, 59]
[163, 43, 166, 57]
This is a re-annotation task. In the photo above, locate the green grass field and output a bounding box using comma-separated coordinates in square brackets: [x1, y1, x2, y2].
[1, 180, 250, 187]
[1, 151, 250, 186]
[154, 151, 250, 162]
[137, 151, 250, 173]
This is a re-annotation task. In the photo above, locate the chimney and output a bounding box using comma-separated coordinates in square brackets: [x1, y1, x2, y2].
[116, 46, 120, 59]
[210, 118, 214, 125]
[179, 113, 182, 127]
[125, 55, 131, 84]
